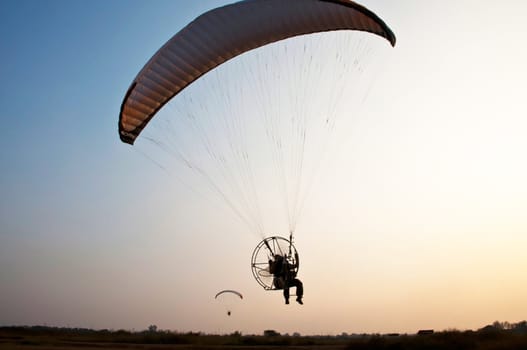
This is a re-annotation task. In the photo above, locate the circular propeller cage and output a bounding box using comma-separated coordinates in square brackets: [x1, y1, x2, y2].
[251, 236, 299, 290]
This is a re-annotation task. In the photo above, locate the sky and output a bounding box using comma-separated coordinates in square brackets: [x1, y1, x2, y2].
[1, 0, 527, 336]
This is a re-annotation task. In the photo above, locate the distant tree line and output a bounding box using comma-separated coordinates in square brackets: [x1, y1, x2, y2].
[484, 320, 527, 332]
[1, 321, 527, 349]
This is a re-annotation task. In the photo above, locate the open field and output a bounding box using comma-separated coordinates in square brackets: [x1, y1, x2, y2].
[2, 325, 527, 350]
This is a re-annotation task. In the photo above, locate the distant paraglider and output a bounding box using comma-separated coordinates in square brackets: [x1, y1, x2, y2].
[215, 290, 243, 316]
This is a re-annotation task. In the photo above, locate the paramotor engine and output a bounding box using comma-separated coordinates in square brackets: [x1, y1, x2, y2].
[251, 236, 299, 291]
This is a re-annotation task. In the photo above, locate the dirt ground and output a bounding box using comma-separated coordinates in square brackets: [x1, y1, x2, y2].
[0, 343, 346, 350]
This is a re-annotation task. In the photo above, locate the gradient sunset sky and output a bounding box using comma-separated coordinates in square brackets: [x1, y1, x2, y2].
[1, 0, 527, 335]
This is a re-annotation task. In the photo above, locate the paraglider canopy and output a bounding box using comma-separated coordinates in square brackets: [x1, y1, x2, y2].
[118, 0, 396, 144]
[215, 290, 243, 300]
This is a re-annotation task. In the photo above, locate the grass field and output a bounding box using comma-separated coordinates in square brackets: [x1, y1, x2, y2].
[2, 324, 527, 349]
